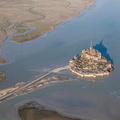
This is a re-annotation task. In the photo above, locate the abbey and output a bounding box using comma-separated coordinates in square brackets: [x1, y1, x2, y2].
[69, 46, 114, 77]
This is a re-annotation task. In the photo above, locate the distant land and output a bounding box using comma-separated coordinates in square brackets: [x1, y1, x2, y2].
[0, 0, 96, 43]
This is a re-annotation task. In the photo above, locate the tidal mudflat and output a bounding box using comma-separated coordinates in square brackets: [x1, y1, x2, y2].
[1, 0, 120, 120]
[19, 103, 81, 120]
[0, 0, 95, 43]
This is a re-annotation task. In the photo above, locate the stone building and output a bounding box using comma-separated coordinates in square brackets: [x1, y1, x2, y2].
[69, 45, 114, 78]
[81, 47, 102, 60]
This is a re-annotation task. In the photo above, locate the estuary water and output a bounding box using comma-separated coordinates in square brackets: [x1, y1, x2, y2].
[0, 0, 120, 120]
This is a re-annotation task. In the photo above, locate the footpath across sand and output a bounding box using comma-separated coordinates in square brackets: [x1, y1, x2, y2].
[0, 0, 96, 43]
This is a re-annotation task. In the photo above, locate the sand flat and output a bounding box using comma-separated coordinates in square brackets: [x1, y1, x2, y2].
[19, 108, 81, 120]
[0, 0, 96, 43]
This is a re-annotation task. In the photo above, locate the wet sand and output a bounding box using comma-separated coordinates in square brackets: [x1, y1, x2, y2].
[0, 57, 6, 64]
[0, 74, 75, 103]
[0, 0, 96, 43]
[0, 58, 6, 82]
[19, 108, 81, 120]
[18, 101, 81, 120]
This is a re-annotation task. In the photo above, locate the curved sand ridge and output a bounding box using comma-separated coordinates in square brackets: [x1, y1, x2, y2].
[0, 0, 96, 43]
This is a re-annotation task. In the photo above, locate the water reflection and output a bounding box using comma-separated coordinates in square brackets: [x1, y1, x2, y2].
[93, 39, 114, 64]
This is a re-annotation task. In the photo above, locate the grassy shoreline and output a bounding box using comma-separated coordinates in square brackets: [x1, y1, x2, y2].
[0, 0, 96, 43]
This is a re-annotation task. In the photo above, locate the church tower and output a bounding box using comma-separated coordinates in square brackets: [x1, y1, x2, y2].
[90, 40, 93, 50]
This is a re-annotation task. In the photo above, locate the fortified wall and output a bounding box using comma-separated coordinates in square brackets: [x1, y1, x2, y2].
[69, 46, 114, 77]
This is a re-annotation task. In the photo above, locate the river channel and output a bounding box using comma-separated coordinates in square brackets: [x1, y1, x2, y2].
[0, 0, 120, 120]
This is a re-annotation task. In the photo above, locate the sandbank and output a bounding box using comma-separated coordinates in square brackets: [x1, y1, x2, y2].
[0, 74, 75, 103]
[19, 108, 81, 120]
[18, 101, 81, 120]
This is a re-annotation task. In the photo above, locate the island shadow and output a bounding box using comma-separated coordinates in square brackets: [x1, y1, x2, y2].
[93, 39, 114, 64]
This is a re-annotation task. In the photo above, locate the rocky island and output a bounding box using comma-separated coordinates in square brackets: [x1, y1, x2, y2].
[69, 45, 114, 77]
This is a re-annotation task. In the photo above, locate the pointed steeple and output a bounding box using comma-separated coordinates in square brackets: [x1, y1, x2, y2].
[90, 40, 93, 50]
[90, 40, 93, 48]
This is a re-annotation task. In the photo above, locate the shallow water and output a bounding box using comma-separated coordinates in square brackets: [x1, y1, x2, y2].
[0, 0, 120, 120]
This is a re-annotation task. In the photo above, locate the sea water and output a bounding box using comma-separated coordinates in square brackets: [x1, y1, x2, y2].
[0, 0, 120, 120]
